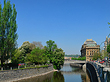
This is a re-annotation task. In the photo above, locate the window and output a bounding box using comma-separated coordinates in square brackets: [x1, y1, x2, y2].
[87, 51, 89, 55]
[90, 51, 91, 55]
[92, 51, 93, 55]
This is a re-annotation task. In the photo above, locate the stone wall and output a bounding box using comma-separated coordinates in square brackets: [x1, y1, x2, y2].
[0, 65, 53, 82]
[70, 63, 82, 68]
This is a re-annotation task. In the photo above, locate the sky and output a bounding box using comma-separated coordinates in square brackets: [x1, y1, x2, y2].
[1, 0, 110, 55]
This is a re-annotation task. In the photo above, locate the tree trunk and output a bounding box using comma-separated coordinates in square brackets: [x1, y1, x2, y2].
[1, 59, 3, 70]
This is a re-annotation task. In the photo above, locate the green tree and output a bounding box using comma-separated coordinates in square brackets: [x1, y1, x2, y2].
[32, 41, 43, 49]
[81, 56, 86, 60]
[92, 53, 102, 60]
[18, 41, 33, 63]
[27, 48, 48, 64]
[0, 0, 18, 69]
[46, 40, 57, 63]
[19, 41, 32, 55]
[11, 49, 24, 64]
[52, 48, 65, 70]
[107, 44, 110, 53]
[46, 40, 57, 52]
[101, 50, 108, 59]
[104, 51, 108, 58]
[40, 49, 49, 64]
[30, 43, 36, 50]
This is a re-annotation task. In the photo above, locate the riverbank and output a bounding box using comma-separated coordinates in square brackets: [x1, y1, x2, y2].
[12, 69, 58, 82]
[11, 63, 90, 82]
[0, 65, 56, 82]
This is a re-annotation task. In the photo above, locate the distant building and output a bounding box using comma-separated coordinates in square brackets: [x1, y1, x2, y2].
[104, 36, 110, 51]
[80, 39, 100, 61]
[64, 57, 71, 60]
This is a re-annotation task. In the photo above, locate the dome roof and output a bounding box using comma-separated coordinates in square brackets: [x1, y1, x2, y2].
[84, 39, 96, 45]
[84, 39, 96, 46]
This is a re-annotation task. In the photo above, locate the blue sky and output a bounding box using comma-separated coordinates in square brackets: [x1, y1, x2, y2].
[1, 0, 110, 55]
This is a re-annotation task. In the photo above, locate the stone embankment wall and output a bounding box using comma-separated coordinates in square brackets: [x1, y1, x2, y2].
[82, 64, 86, 72]
[70, 63, 82, 68]
[0, 65, 53, 82]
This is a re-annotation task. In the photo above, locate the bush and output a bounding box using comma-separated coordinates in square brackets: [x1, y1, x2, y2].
[71, 57, 86, 60]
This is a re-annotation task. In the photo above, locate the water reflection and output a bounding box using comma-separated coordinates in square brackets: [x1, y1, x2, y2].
[52, 72, 64, 82]
[61, 64, 90, 82]
[14, 63, 90, 82]
[14, 72, 53, 82]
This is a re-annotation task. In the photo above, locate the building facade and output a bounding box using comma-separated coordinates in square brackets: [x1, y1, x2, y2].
[104, 36, 110, 51]
[80, 39, 100, 61]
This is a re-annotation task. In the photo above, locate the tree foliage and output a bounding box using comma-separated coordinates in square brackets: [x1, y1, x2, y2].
[11, 49, 24, 64]
[92, 53, 102, 60]
[101, 50, 108, 59]
[46, 40, 57, 63]
[32, 41, 43, 49]
[46, 40, 57, 52]
[30, 43, 36, 50]
[27, 48, 48, 64]
[45, 40, 65, 70]
[107, 44, 110, 53]
[19, 41, 32, 55]
[52, 48, 65, 70]
[65, 54, 80, 57]
[72, 56, 86, 60]
[11, 40, 64, 70]
[0, 0, 18, 68]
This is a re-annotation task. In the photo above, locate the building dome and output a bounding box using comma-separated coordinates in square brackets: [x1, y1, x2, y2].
[84, 39, 97, 47]
[81, 39, 100, 61]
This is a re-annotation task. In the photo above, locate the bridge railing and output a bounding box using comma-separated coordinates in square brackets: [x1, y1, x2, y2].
[87, 61, 110, 82]
[107, 71, 110, 82]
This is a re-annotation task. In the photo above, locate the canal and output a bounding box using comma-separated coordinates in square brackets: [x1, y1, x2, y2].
[15, 63, 91, 82]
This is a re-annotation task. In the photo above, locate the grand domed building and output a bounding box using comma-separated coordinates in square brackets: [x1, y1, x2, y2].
[80, 39, 100, 61]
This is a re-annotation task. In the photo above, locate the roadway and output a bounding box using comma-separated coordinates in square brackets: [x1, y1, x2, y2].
[64, 60, 86, 64]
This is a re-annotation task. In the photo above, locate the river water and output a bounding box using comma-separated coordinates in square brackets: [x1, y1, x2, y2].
[15, 63, 91, 82]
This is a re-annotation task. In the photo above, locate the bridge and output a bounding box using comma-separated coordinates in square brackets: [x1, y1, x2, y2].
[62, 60, 86, 75]
[64, 60, 86, 68]
[64, 60, 110, 82]
[64, 60, 86, 64]
[86, 61, 110, 82]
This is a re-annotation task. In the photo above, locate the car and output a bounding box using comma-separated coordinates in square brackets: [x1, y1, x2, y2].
[100, 60, 105, 64]
[18, 63, 25, 66]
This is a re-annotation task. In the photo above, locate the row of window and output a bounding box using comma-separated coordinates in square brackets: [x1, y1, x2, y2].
[87, 51, 98, 55]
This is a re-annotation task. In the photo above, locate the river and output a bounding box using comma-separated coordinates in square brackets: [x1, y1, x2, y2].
[15, 63, 91, 82]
